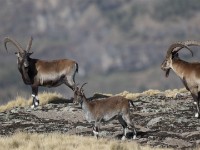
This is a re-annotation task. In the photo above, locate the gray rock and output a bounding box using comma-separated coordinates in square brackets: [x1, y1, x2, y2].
[26, 108, 33, 112]
[147, 117, 162, 127]
[99, 131, 109, 137]
[76, 126, 87, 131]
[163, 137, 192, 148]
[197, 127, 200, 131]
[10, 107, 20, 113]
[12, 119, 21, 123]
[0, 92, 199, 149]
[196, 140, 200, 144]
[156, 93, 166, 99]
[69, 107, 76, 112]
[141, 108, 150, 113]
[177, 117, 189, 123]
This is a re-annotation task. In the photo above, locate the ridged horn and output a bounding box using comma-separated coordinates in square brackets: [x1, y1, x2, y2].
[80, 83, 87, 91]
[166, 42, 193, 57]
[4, 37, 24, 52]
[26, 36, 33, 52]
[173, 40, 200, 55]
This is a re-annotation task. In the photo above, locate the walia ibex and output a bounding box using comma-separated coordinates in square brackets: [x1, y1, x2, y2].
[74, 83, 137, 140]
[4, 37, 78, 108]
[161, 41, 200, 118]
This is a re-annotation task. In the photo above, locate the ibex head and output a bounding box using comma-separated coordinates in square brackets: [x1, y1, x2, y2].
[4, 37, 33, 68]
[74, 83, 87, 105]
[161, 42, 193, 77]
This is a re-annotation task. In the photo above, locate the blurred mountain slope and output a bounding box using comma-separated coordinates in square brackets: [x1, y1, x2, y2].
[1, 0, 200, 103]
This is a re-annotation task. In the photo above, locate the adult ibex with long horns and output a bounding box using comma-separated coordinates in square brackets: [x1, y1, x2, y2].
[161, 41, 200, 118]
[4, 37, 78, 108]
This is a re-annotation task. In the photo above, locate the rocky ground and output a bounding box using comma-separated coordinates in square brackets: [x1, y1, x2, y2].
[0, 92, 200, 149]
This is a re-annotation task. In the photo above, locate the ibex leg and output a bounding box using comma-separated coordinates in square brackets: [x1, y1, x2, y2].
[196, 92, 200, 118]
[93, 120, 100, 139]
[31, 86, 39, 108]
[118, 115, 128, 140]
[123, 114, 137, 139]
[191, 92, 200, 118]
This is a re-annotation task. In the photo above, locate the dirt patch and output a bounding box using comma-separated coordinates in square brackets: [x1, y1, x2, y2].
[0, 92, 200, 149]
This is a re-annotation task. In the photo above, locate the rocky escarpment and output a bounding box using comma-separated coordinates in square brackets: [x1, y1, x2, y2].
[0, 92, 200, 149]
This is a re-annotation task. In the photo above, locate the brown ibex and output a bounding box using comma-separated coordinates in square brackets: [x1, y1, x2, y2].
[74, 83, 137, 140]
[4, 37, 78, 108]
[161, 41, 200, 118]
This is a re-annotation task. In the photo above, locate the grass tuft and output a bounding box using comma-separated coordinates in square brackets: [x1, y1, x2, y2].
[0, 132, 174, 150]
[0, 88, 190, 112]
[116, 88, 188, 100]
[0, 92, 65, 112]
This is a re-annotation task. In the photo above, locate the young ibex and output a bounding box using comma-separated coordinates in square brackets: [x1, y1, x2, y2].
[74, 83, 137, 140]
[161, 41, 200, 118]
[4, 37, 78, 108]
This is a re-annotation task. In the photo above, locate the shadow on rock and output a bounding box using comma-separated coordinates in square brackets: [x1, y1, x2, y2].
[115, 130, 159, 140]
[88, 93, 110, 101]
[48, 97, 73, 104]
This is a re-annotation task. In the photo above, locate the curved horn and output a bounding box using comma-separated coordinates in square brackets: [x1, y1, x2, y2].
[26, 36, 33, 52]
[174, 40, 200, 55]
[80, 83, 87, 91]
[4, 37, 24, 52]
[167, 42, 193, 57]
[183, 40, 200, 47]
[74, 83, 79, 91]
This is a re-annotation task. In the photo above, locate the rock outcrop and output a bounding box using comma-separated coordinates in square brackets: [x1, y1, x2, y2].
[0, 92, 200, 149]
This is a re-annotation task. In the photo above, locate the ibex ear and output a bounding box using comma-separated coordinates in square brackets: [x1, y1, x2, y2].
[74, 83, 79, 91]
[81, 89, 84, 94]
[15, 52, 20, 57]
[28, 52, 33, 56]
[172, 53, 179, 59]
[172, 52, 179, 59]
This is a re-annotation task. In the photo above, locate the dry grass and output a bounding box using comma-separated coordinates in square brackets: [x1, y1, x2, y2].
[0, 89, 195, 150]
[0, 132, 173, 150]
[0, 92, 64, 112]
[0, 88, 189, 112]
[116, 88, 188, 100]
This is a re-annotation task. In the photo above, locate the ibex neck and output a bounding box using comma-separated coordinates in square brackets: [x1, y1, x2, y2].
[18, 61, 32, 85]
[81, 94, 90, 110]
[172, 59, 189, 79]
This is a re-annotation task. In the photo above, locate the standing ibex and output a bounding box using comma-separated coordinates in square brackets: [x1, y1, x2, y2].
[4, 37, 78, 108]
[74, 83, 137, 140]
[161, 41, 200, 118]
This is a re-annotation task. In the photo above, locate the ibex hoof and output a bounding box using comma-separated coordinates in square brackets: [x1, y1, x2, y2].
[31, 101, 39, 109]
[195, 113, 199, 118]
[121, 136, 126, 141]
[93, 130, 98, 135]
[31, 104, 37, 109]
[93, 129, 99, 139]
[133, 135, 137, 140]
[35, 101, 39, 106]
